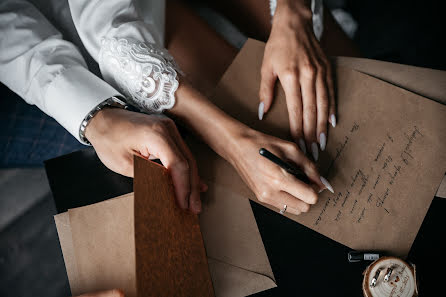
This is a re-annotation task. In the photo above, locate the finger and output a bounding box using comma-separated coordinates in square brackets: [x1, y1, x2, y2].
[311, 37, 336, 129]
[200, 180, 208, 192]
[156, 135, 191, 210]
[261, 190, 309, 215]
[326, 61, 336, 128]
[279, 170, 319, 205]
[300, 61, 318, 161]
[280, 73, 306, 153]
[259, 64, 277, 120]
[77, 289, 125, 297]
[280, 143, 324, 188]
[165, 120, 202, 214]
[315, 63, 329, 152]
[280, 143, 334, 193]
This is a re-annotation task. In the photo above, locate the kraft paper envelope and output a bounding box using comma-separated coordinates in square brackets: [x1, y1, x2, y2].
[187, 39, 446, 257]
[335, 56, 446, 105]
[334, 56, 446, 198]
[55, 185, 275, 296]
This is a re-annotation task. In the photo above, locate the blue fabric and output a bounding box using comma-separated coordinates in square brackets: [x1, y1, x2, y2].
[0, 84, 84, 167]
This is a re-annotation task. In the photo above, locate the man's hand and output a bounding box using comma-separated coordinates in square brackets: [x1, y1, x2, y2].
[258, 0, 336, 161]
[75, 289, 124, 297]
[85, 108, 205, 214]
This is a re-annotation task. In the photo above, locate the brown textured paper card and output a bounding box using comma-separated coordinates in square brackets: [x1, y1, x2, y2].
[54, 164, 275, 296]
[133, 156, 214, 297]
[191, 39, 446, 257]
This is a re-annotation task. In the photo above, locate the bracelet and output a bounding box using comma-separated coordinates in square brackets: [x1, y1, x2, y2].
[79, 96, 128, 145]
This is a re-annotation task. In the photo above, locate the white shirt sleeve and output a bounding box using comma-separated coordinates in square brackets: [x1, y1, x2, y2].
[0, 0, 122, 143]
[68, 0, 180, 113]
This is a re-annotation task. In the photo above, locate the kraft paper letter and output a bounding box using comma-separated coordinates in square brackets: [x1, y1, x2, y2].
[55, 162, 275, 296]
[334, 56, 446, 198]
[189, 39, 446, 257]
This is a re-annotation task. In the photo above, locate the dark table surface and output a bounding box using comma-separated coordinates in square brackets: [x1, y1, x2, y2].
[45, 148, 444, 297]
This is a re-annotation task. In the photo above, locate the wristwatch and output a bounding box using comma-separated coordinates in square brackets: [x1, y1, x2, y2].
[79, 96, 128, 145]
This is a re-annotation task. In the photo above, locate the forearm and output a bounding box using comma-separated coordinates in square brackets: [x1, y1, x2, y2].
[0, 0, 120, 142]
[168, 80, 249, 162]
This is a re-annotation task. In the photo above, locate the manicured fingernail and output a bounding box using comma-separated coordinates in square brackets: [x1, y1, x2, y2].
[330, 114, 336, 128]
[298, 138, 307, 154]
[311, 142, 319, 161]
[320, 176, 334, 193]
[319, 132, 326, 151]
[258, 102, 265, 120]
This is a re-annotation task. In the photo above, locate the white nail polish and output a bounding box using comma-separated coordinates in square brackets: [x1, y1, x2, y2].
[320, 176, 334, 193]
[330, 114, 337, 128]
[319, 132, 326, 151]
[258, 102, 264, 120]
[311, 142, 319, 161]
[298, 138, 307, 154]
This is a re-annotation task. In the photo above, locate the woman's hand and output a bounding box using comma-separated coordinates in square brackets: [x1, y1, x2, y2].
[258, 0, 335, 161]
[85, 108, 205, 214]
[227, 129, 334, 216]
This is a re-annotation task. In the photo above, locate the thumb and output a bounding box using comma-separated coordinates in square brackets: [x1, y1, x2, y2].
[259, 66, 277, 120]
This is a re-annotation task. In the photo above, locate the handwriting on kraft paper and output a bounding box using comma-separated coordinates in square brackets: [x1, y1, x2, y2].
[315, 124, 423, 226]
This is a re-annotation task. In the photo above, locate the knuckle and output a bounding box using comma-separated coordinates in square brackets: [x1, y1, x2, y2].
[272, 177, 282, 186]
[316, 63, 327, 76]
[152, 122, 168, 135]
[300, 203, 311, 213]
[111, 289, 125, 297]
[307, 189, 318, 204]
[301, 64, 316, 78]
[174, 159, 190, 172]
[258, 190, 270, 203]
[283, 142, 299, 155]
[304, 103, 317, 115]
[281, 68, 298, 83]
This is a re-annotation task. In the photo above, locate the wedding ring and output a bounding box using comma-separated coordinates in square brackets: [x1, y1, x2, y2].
[279, 204, 287, 214]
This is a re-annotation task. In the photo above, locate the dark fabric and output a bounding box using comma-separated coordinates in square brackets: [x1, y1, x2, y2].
[0, 84, 84, 168]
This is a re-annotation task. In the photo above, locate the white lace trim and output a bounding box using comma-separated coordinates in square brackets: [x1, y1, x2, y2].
[269, 0, 324, 41]
[99, 38, 181, 113]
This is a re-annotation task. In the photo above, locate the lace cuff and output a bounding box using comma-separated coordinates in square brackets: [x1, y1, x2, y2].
[269, 0, 324, 41]
[99, 38, 181, 113]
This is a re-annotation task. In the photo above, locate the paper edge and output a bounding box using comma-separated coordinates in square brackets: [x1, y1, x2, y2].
[54, 212, 79, 296]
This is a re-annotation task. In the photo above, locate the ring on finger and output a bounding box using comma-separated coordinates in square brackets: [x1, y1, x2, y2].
[279, 204, 287, 214]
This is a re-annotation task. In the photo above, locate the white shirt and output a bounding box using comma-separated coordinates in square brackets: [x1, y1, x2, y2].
[0, 0, 167, 143]
[0, 0, 322, 143]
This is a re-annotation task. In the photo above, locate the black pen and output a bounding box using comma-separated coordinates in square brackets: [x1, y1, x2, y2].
[259, 148, 310, 184]
[348, 251, 381, 263]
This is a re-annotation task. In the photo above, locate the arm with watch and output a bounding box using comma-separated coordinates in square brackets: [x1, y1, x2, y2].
[70, 0, 333, 216]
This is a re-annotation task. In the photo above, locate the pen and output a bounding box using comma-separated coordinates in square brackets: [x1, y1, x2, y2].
[259, 148, 310, 184]
[348, 251, 381, 263]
